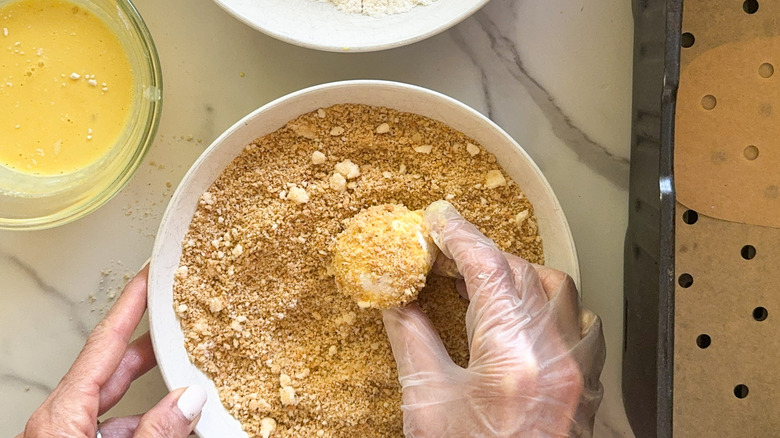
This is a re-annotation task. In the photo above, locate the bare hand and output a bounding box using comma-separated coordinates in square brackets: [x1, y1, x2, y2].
[17, 265, 207, 438]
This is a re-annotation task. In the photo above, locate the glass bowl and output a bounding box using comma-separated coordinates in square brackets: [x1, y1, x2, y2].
[0, 0, 162, 230]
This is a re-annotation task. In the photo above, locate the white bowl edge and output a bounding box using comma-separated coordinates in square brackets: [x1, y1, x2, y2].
[212, 0, 491, 52]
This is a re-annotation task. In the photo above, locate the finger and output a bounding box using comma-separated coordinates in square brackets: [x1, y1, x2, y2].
[530, 263, 574, 301]
[425, 201, 522, 315]
[67, 265, 150, 386]
[97, 415, 143, 438]
[577, 310, 607, 397]
[98, 332, 157, 415]
[441, 252, 549, 313]
[577, 310, 606, 379]
[568, 311, 606, 429]
[134, 386, 206, 438]
[503, 253, 548, 314]
[455, 279, 468, 300]
[528, 263, 582, 346]
[382, 303, 455, 382]
[431, 252, 461, 279]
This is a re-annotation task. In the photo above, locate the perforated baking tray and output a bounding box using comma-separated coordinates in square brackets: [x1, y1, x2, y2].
[625, 1, 780, 436]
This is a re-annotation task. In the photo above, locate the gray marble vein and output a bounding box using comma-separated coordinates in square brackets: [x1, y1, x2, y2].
[449, 28, 496, 121]
[459, 7, 630, 189]
[5, 253, 90, 336]
[0, 373, 53, 394]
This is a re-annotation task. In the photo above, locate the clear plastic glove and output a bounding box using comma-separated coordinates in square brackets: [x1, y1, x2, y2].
[382, 201, 606, 438]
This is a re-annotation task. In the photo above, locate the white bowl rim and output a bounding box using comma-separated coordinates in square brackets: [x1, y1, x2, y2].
[211, 0, 491, 52]
[150, 79, 580, 437]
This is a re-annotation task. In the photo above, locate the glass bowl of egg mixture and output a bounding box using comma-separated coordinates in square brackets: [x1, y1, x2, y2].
[0, 0, 162, 230]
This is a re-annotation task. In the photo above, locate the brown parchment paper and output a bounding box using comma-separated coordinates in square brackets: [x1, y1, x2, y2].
[676, 2, 780, 228]
[674, 202, 780, 436]
[674, 1, 780, 435]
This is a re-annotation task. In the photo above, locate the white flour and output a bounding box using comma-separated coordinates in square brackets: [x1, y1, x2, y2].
[322, 0, 436, 17]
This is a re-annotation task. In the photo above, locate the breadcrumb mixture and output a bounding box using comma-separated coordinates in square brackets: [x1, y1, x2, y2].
[173, 104, 543, 437]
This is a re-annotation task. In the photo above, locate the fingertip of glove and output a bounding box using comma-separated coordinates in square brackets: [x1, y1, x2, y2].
[381, 306, 402, 322]
[382, 302, 420, 321]
[579, 308, 601, 334]
[424, 200, 460, 245]
[382, 304, 439, 338]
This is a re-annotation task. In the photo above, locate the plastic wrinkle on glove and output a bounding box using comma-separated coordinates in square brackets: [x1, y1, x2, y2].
[382, 200, 606, 438]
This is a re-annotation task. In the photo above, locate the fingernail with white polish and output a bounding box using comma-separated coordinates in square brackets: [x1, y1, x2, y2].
[177, 385, 207, 422]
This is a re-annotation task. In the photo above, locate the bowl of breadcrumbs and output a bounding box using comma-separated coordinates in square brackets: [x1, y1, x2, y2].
[148, 80, 579, 438]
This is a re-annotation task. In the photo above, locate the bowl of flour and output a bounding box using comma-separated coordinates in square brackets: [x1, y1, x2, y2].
[212, 0, 490, 52]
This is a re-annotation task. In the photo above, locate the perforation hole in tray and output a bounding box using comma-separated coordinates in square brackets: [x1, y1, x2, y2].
[683, 209, 699, 224]
[701, 94, 717, 110]
[734, 384, 750, 399]
[678, 273, 694, 288]
[682, 32, 696, 48]
[759, 63, 774, 78]
[743, 145, 759, 161]
[753, 306, 768, 321]
[743, 0, 759, 14]
[741, 245, 757, 260]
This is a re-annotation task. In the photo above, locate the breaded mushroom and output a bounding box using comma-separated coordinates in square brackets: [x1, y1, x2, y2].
[331, 204, 438, 309]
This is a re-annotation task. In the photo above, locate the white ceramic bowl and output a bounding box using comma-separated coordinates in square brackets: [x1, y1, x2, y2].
[149, 80, 579, 436]
[212, 0, 490, 52]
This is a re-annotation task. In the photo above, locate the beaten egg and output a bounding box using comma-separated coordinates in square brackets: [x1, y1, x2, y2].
[0, 0, 134, 176]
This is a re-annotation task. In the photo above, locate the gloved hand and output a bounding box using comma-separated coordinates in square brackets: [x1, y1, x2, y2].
[382, 201, 606, 438]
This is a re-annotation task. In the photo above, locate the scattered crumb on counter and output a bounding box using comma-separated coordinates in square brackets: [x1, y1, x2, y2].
[80, 259, 136, 314]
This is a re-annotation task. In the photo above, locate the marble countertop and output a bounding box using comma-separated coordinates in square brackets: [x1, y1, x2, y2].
[0, 0, 634, 436]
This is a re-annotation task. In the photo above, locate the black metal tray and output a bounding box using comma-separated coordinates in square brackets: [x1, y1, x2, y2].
[623, 0, 680, 437]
